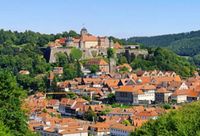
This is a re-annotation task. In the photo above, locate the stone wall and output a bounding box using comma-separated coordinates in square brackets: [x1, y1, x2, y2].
[46, 47, 72, 63]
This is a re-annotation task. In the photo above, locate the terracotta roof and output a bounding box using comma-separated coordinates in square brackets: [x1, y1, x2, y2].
[82, 34, 98, 41]
[82, 78, 103, 84]
[171, 89, 199, 97]
[142, 85, 156, 90]
[110, 123, 135, 132]
[104, 79, 119, 87]
[86, 58, 108, 66]
[156, 88, 170, 93]
[47, 99, 59, 106]
[115, 86, 135, 92]
[60, 98, 76, 106]
[55, 38, 66, 44]
[136, 110, 158, 118]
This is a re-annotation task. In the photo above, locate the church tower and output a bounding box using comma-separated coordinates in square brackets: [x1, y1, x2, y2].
[80, 27, 88, 36]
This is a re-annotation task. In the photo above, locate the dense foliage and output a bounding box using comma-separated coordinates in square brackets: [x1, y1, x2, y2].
[131, 48, 195, 77]
[169, 37, 200, 56]
[89, 64, 99, 74]
[0, 29, 79, 47]
[131, 101, 200, 136]
[125, 30, 200, 66]
[127, 30, 200, 47]
[0, 29, 82, 92]
[0, 70, 34, 136]
[55, 52, 83, 81]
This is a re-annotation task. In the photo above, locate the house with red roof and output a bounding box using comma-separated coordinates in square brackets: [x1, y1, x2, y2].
[84, 58, 109, 74]
[170, 89, 200, 103]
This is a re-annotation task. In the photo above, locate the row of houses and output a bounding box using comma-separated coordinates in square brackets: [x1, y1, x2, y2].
[25, 92, 170, 136]
[115, 75, 200, 104]
[52, 69, 200, 104]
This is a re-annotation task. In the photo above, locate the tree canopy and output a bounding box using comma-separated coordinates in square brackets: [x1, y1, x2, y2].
[0, 70, 34, 136]
[131, 101, 200, 136]
[131, 48, 195, 77]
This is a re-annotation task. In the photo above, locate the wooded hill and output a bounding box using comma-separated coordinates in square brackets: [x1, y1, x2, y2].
[126, 30, 200, 66]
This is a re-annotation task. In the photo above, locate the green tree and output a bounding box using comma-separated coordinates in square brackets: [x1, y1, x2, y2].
[107, 93, 116, 104]
[107, 48, 115, 58]
[63, 64, 77, 80]
[118, 56, 128, 64]
[70, 48, 82, 61]
[75, 61, 83, 77]
[84, 107, 97, 122]
[56, 53, 68, 67]
[89, 65, 99, 74]
[66, 91, 77, 99]
[119, 66, 129, 73]
[0, 122, 12, 136]
[99, 108, 111, 115]
[122, 120, 131, 126]
[0, 70, 31, 135]
[68, 30, 80, 38]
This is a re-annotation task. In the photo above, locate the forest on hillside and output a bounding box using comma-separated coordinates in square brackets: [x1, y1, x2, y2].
[125, 30, 200, 66]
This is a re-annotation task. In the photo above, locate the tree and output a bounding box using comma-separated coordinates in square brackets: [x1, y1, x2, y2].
[75, 61, 83, 77]
[107, 48, 115, 58]
[63, 64, 77, 80]
[66, 91, 77, 99]
[0, 122, 12, 136]
[119, 66, 129, 73]
[0, 70, 31, 135]
[70, 48, 82, 61]
[107, 93, 116, 104]
[68, 30, 80, 38]
[56, 53, 68, 67]
[118, 56, 128, 64]
[122, 120, 131, 126]
[99, 108, 111, 115]
[163, 104, 171, 110]
[130, 48, 196, 77]
[84, 107, 97, 122]
[89, 65, 99, 74]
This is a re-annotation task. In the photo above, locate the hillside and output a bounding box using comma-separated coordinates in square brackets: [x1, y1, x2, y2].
[126, 30, 200, 66]
[131, 101, 200, 136]
[130, 48, 195, 77]
[126, 30, 200, 47]
[0, 29, 196, 78]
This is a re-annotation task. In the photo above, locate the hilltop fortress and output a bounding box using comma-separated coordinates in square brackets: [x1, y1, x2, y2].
[44, 27, 148, 63]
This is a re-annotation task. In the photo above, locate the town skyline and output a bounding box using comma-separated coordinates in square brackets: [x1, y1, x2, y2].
[1, 0, 200, 38]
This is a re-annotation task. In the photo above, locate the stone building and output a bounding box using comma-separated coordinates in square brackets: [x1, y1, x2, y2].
[56, 27, 111, 49]
[44, 28, 149, 64]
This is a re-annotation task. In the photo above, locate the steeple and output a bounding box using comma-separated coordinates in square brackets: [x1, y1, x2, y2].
[80, 27, 88, 36]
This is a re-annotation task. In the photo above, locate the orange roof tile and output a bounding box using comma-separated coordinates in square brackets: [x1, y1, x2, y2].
[115, 86, 135, 92]
[110, 123, 135, 132]
[82, 34, 98, 41]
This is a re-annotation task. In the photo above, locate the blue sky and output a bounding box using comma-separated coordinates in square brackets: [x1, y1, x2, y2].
[0, 0, 200, 38]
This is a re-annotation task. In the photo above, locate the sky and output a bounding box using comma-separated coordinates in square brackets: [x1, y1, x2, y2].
[0, 0, 200, 38]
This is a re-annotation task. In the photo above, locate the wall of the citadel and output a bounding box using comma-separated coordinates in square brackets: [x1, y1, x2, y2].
[48, 47, 72, 63]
